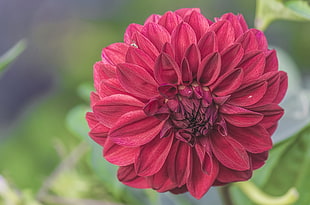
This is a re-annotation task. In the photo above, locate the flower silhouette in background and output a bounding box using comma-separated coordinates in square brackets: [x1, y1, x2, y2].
[86, 8, 288, 199]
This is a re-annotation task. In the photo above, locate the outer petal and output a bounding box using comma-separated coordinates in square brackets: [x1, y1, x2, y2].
[144, 14, 161, 24]
[99, 78, 127, 98]
[184, 10, 209, 40]
[93, 94, 144, 128]
[187, 149, 219, 199]
[219, 13, 244, 38]
[184, 44, 201, 78]
[228, 124, 272, 153]
[198, 31, 218, 59]
[236, 29, 259, 52]
[154, 53, 181, 84]
[158, 11, 183, 33]
[117, 63, 159, 99]
[175, 8, 201, 18]
[135, 133, 173, 176]
[109, 110, 164, 147]
[250, 151, 268, 170]
[209, 20, 235, 51]
[251, 104, 284, 129]
[220, 104, 263, 127]
[104, 139, 140, 166]
[125, 47, 154, 74]
[264, 49, 278, 73]
[93, 61, 116, 91]
[124, 23, 143, 44]
[197, 52, 221, 86]
[217, 164, 252, 183]
[273, 71, 288, 103]
[220, 43, 244, 75]
[171, 22, 197, 64]
[118, 165, 150, 189]
[211, 134, 250, 171]
[141, 23, 171, 52]
[132, 31, 159, 60]
[101, 43, 129, 65]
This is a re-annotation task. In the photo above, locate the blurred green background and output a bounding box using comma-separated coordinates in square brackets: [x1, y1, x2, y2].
[0, 0, 310, 204]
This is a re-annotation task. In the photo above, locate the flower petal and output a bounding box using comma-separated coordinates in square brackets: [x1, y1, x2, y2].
[184, 44, 201, 78]
[209, 20, 235, 51]
[125, 47, 154, 74]
[175, 8, 201, 18]
[219, 13, 245, 38]
[94, 61, 117, 90]
[228, 124, 272, 153]
[264, 49, 278, 73]
[187, 149, 219, 199]
[144, 14, 161, 24]
[99, 78, 127, 97]
[132, 31, 159, 60]
[238, 50, 265, 82]
[251, 104, 284, 129]
[154, 53, 181, 84]
[158, 11, 183, 33]
[141, 23, 171, 52]
[273, 71, 288, 103]
[93, 94, 144, 128]
[211, 134, 250, 171]
[184, 11, 209, 40]
[250, 151, 268, 170]
[171, 22, 197, 64]
[211, 68, 244, 96]
[135, 134, 173, 176]
[124, 23, 143, 44]
[220, 43, 244, 74]
[101, 43, 129, 65]
[220, 104, 263, 127]
[236, 29, 259, 52]
[217, 164, 252, 183]
[198, 31, 218, 59]
[118, 165, 150, 189]
[197, 52, 221, 86]
[117, 63, 159, 99]
[109, 110, 164, 147]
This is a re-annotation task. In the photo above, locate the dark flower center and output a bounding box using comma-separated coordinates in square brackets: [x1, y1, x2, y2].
[144, 82, 228, 146]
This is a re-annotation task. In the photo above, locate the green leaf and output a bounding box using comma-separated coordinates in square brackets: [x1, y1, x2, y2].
[0, 39, 27, 74]
[255, 0, 310, 31]
[66, 105, 90, 140]
[230, 123, 310, 205]
[77, 83, 93, 102]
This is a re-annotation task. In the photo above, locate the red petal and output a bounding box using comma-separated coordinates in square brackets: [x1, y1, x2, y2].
[252, 29, 268, 50]
[251, 104, 284, 129]
[217, 164, 252, 183]
[104, 139, 139, 166]
[180, 58, 193, 84]
[236, 29, 259, 52]
[141, 23, 171, 52]
[273, 71, 288, 103]
[101, 43, 129, 65]
[89, 123, 109, 146]
[154, 53, 181, 84]
[187, 149, 219, 199]
[99, 78, 127, 97]
[264, 50, 278, 73]
[124, 23, 143, 44]
[220, 43, 244, 74]
[144, 14, 161, 24]
[125, 47, 154, 74]
[220, 104, 263, 127]
[219, 13, 244, 38]
[211, 68, 244, 96]
[118, 165, 150, 189]
[238, 51, 265, 82]
[135, 134, 173, 176]
[93, 94, 144, 128]
[167, 140, 191, 185]
[117, 63, 159, 99]
[132, 31, 159, 60]
[229, 81, 267, 107]
[211, 134, 250, 171]
[171, 22, 197, 64]
[197, 52, 221, 86]
[109, 110, 164, 147]
[228, 124, 272, 153]
[161, 42, 175, 59]
[175, 8, 201, 18]
[198, 31, 218, 59]
[184, 11, 209, 40]
[250, 151, 268, 170]
[86, 112, 97, 129]
[209, 20, 235, 51]
[184, 44, 201, 78]
[93, 61, 117, 91]
[90, 92, 100, 107]
[158, 11, 183, 33]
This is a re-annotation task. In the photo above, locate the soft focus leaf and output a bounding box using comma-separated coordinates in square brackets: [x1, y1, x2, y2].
[0, 39, 26, 74]
[255, 0, 310, 31]
[77, 83, 93, 102]
[66, 105, 90, 140]
[230, 123, 310, 205]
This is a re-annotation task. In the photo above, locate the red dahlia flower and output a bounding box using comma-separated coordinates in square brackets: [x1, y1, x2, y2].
[86, 8, 288, 199]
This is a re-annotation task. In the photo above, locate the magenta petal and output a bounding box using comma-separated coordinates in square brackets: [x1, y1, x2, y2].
[93, 61, 116, 90]
[184, 11, 209, 40]
[180, 58, 193, 84]
[142, 23, 171, 51]
[124, 23, 143, 44]
[104, 139, 139, 166]
[238, 51, 265, 82]
[89, 123, 109, 146]
[135, 134, 173, 176]
[132, 31, 159, 60]
[118, 165, 150, 189]
[219, 13, 244, 38]
[144, 14, 161, 24]
[273, 71, 288, 103]
[161, 42, 175, 59]
[198, 31, 218, 59]
[147, 162, 176, 192]
[90, 92, 100, 107]
[93, 94, 144, 128]
[158, 11, 183, 33]
[99, 78, 127, 98]
[154, 53, 181, 84]
[101, 43, 129, 65]
[198, 52, 221, 86]
[220, 104, 263, 127]
[236, 29, 259, 52]
[167, 140, 191, 185]
[264, 50, 278, 73]
[175, 8, 201, 18]
[217, 164, 252, 183]
[171, 22, 197, 64]
[211, 68, 244, 96]
[209, 20, 235, 51]
[252, 29, 268, 50]
[251, 104, 284, 129]
[187, 149, 219, 199]
[250, 151, 268, 170]
[109, 110, 164, 147]
[184, 44, 201, 78]
[125, 47, 154, 74]
[220, 43, 244, 74]
[117, 63, 159, 99]
[229, 81, 267, 107]
[228, 124, 272, 153]
[211, 134, 250, 171]
[158, 84, 178, 98]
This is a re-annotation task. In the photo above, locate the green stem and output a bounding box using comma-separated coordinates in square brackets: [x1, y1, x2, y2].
[235, 181, 299, 205]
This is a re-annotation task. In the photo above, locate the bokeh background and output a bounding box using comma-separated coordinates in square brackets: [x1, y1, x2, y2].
[1, 0, 310, 204]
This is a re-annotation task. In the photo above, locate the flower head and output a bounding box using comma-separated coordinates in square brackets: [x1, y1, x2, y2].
[86, 8, 288, 199]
